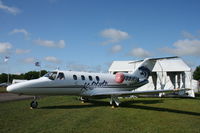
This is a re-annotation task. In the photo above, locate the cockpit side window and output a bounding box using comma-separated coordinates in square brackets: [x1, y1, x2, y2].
[44, 72, 57, 80]
[57, 72, 65, 80]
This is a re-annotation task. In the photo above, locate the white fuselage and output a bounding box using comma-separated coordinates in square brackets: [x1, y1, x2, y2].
[7, 70, 146, 96]
[6, 57, 182, 108]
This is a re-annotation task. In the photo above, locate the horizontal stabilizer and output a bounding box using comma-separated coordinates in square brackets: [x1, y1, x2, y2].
[128, 56, 179, 64]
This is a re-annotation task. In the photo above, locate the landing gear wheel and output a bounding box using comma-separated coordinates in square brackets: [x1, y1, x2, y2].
[111, 102, 118, 108]
[80, 97, 89, 103]
[30, 101, 38, 109]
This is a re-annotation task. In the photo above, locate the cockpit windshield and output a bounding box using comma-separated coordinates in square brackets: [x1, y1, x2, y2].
[43, 71, 57, 80]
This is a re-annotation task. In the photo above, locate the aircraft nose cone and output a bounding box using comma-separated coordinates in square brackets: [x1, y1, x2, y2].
[7, 84, 19, 93]
[7, 85, 15, 92]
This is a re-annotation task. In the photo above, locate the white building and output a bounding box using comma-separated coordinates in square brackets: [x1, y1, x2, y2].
[109, 57, 198, 97]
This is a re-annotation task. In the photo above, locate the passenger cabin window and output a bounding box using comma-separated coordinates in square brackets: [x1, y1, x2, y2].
[73, 75, 77, 80]
[89, 76, 93, 81]
[81, 75, 85, 80]
[57, 72, 65, 80]
[44, 72, 57, 80]
[96, 76, 100, 81]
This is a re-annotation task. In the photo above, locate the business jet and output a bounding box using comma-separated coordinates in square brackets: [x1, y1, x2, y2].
[7, 57, 188, 108]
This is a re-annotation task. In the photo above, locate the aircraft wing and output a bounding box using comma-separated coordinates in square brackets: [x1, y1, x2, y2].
[89, 88, 190, 97]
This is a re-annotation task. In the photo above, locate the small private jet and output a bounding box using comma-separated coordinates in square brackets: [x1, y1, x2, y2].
[7, 57, 188, 108]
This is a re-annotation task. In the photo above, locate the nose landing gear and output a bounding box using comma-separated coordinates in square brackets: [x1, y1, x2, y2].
[30, 96, 38, 109]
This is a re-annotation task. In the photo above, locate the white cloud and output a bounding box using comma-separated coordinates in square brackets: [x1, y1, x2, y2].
[181, 30, 200, 39]
[22, 57, 36, 64]
[0, 1, 20, 15]
[182, 31, 195, 39]
[10, 29, 29, 39]
[66, 63, 102, 72]
[101, 28, 129, 45]
[129, 48, 151, 58]
[0, 42, 12, 53]
[110, 45, 122, 54]
[44, 64, 58, 70]
[44, 56, 61, 63]
[67, 63, 90, 71]
[16, 49, 30, 54]
[162, 39, 200, 56]
[35, 39, 65, 48]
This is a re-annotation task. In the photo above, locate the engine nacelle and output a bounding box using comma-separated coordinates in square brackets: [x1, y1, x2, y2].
[115, 72, 125, 83]
[115, 72, 140, 84]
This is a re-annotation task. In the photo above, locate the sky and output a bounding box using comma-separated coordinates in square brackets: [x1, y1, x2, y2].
[0, 0, 200, 74]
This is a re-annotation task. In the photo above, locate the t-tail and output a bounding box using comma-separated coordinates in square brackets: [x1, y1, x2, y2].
[131, 58, 156, 82]
[114, 56, 178, 84]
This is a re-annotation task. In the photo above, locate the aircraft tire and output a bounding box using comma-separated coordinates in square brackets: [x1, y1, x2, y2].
[30, 101, 38, 109]
[112, 101, 120, 107]
[80, 97, 89, 102]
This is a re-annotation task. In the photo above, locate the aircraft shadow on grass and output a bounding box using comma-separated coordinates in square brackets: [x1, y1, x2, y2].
[39, 100, 110, 109]
[121, 104, 200, 116]
[39, 99, 162, 109]
[39, 99, 200, 116]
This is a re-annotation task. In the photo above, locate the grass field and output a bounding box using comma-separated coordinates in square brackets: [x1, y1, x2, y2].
[0, 96, 200, 133]
[0, 87, 6, 93]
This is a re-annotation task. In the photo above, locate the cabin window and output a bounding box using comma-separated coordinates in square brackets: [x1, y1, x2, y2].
[88, 76, 93, 81]
[57, 72, 65, 80]
[81, 75, 85, 80]
[96, 76, 100, 81]
[73, 75, 77, 80]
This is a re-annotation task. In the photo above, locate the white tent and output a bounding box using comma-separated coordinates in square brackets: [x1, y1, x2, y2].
[109, 57, 198, 97]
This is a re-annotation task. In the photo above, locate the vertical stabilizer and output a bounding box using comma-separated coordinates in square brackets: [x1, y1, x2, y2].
[132, 59, 156, 81]
[130, 56, 178, 81]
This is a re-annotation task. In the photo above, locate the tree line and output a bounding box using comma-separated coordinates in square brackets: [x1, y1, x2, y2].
[0, 70, 48, 83]
[193, 66, 200, 81]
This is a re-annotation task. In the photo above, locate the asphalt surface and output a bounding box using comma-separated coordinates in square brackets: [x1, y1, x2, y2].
[0, 93, 34, 102]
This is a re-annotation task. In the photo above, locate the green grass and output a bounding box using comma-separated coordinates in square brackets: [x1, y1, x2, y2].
[0, 96, 200, 133]
[195, 92, 200, 97]
[0, 87, 6, 93]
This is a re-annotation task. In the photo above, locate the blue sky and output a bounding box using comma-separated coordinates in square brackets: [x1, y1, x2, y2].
[0, 0, 200, 74]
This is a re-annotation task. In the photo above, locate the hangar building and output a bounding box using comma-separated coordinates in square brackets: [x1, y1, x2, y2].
[109, 57, 198, 97]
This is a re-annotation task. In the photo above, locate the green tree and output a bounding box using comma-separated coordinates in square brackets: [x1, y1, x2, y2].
[0, 70, 48, 83]
[193, 66, 200, 80]
[40, 70, 48, 77]
[0, 73, 8, 83]
[24, 71, 39, 80]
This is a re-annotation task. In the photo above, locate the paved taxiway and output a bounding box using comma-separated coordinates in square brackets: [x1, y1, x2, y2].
[0, 93, 34, 102]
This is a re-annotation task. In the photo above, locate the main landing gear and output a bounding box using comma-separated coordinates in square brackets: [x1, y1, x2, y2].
[110, 95, 120, 108]
[80, 97, 89, 103]
[80, 96, 120, 108]
[30, 96, 38, 109]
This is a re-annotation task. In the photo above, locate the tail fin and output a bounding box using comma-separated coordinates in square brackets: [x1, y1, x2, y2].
[132, 59, 156, 81]
[131, 56, 178, 81]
